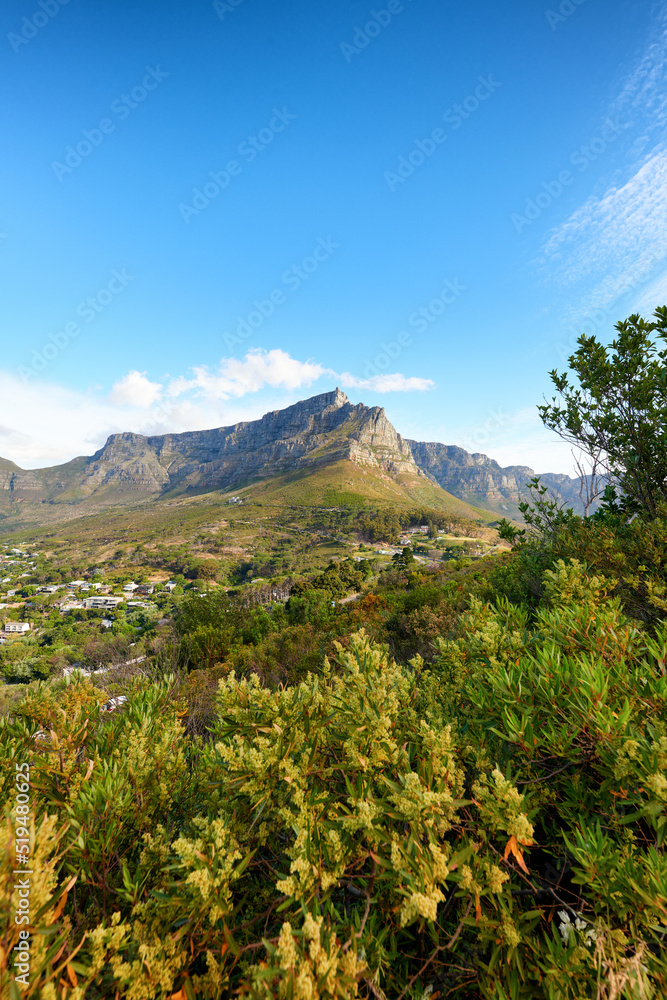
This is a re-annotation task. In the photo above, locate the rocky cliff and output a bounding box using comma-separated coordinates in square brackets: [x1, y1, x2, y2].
[407, 440, 586, 518]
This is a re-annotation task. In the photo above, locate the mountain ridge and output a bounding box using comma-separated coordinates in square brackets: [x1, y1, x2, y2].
[406, 440, 585, 519]
[0, 389, 584, 524]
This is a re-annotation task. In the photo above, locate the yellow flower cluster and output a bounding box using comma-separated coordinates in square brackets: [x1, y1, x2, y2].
[400, 887, 446, 926]
[254, 913, 366, 999]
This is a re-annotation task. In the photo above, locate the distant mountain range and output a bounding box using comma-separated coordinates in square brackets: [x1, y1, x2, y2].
[407, 441, 585, 519]
[0, 389, 585, 527]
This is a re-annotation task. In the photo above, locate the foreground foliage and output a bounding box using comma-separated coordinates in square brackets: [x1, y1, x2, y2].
[1, 556, 667, 998]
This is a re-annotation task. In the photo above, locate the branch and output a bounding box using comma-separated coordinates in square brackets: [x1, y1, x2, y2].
[394, 898, 473, 1000]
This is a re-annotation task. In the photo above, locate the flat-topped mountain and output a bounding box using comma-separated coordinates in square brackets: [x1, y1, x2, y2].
[0, 390, 426, 511]
[0, 389, 585, 527]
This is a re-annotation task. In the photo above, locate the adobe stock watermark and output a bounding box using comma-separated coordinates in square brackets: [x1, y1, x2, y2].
[223, 237, 339, 350]
[13, 762, 32, 987]
[340, 0, 415, 63]
[8, 0, 71, 54]
[213, 0, 248, 20]
[19, 268, 135, 382]
[179, 107, 297, 223]
[384, 76, 501, 191]
[360, 276, 466, 378]
[51, 66, 169, 181]
[545, 0, 587, 31]
[511, 119, 623, 233]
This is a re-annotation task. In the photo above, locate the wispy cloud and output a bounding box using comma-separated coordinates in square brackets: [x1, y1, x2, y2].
[610, 6, 667, 145]
[542, 146, 667, 295]
[542, 8, 667, 323]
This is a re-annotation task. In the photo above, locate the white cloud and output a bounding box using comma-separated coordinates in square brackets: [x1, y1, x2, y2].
[109, 370, 163, 407]
[169, 348, 327, 399]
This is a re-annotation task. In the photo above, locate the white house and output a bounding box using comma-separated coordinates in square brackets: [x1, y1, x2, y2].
[4, 622, 30, 633]
[123, 582, 138, 593]
[83, 596, 124, 610]
[163, 581, 177, 592]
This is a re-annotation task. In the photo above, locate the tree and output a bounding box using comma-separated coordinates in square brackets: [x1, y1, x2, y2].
[538, 308, 667, 520]
[392, 546, 415, 567]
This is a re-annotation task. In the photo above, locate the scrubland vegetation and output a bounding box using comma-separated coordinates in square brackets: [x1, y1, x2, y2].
[2, 311, 667, 998]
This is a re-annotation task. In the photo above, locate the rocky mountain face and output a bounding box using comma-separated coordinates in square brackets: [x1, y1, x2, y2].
[0, 389, 586, 520]
[407, 440, 585, 518]
[0, 390, 424, 507]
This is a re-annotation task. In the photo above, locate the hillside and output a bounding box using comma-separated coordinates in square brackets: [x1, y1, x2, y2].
[227, 458, 497, 520]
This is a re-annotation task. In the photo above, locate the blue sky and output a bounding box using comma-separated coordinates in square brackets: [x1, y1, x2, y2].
[1, 0, 666, 473]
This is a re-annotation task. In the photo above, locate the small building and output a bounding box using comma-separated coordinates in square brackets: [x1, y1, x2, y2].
[4, 622, 30, 633]
[123, 582, 138, 593]
[163, 581, 177, 592]
[68, 580, 86, 590]
[136, 584, 154, 596]
[82, 596, 124, 610]
[39, 585, 59, 594]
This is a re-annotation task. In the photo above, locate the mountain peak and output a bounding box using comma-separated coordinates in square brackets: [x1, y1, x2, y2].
[301, 387, 349, 410]
[332, 386, 348, 405]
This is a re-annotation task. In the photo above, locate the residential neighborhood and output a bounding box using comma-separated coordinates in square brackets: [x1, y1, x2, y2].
[0, 538, 182, 683]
